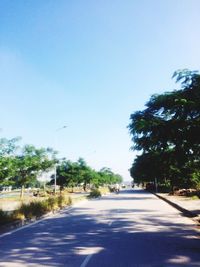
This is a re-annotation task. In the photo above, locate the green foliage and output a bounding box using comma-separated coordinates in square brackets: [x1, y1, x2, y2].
[0, 137, 21, 184]
[191, 171, 200, 189]
[0, 138, 124, 192]
[57, 194, 70, 208]
[15, 145, 56, 188]
[19, 201, 49, 219]
[18, 195, 72, 220]
[53, 159, 123, 190]
[129, 69, 200, 190]
[157, 182, 171, 193]
[47, 196, 57, 210]
[97, 167, 123, 185]
[0, 137, 57, 199]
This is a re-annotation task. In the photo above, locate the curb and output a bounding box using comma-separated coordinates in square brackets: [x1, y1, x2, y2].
[154, 193, 199, 219]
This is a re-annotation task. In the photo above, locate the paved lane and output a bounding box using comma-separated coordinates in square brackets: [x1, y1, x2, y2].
[0, 189, 199, 267]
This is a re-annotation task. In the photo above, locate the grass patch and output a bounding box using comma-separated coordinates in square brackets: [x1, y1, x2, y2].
[0, 194, 73, 225]
[19, 201, 49, 219]
[190, 195, 199, 200]
[99, 187, 110, 195]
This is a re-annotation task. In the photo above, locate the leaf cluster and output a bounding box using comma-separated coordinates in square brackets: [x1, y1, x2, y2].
[0, 138, 56, 189]
[54, 160, 123, 190]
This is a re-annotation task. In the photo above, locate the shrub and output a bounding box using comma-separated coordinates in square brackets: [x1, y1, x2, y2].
[0, 193, 73, 225]
[88, 188, 101, 198]
[47, 196, 57, 210]
[0, 209, 12, 225]
[57, 194, 72, 208]
[65, 197, 72, 206]
[57, 195, 65, 208]
[191, 195, 199, 200]
[99, 187, 109, 195]
[19, 201, 49, 219]
[19, 194, 73, 220]
[108, 185, 115, 192]
[157, 184, 171, 193]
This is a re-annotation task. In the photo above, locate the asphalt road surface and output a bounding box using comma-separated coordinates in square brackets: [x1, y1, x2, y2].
[0, 188, 200, 267]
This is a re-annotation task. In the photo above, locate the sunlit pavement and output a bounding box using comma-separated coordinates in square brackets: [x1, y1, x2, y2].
[0, 188, 200, 267]
[156, 192, 200, 218]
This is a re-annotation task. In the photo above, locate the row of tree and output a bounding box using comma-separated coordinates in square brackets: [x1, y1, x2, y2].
[128, 70, 200, 190]
[0, 137, 123, 197]
[55, 158, 123, 191]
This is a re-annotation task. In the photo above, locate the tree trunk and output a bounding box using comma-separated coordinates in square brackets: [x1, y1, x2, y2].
[83, 183, 86, 192]
[20, 185, 24, 200]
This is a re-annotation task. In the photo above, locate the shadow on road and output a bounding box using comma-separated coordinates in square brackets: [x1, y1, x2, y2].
[0, 191, 200, 267]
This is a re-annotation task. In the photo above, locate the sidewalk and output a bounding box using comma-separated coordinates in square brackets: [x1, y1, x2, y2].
[155, 193, 200, 225]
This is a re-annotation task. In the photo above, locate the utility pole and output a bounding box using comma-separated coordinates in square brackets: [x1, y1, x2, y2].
[54, 125, 67, 194]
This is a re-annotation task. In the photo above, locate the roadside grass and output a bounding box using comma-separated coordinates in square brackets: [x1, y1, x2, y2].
[0, 186, 110, 227]
[18, 194, 72, 220]
[99, 187, 110, 195]
[187, 195, 199, 200]
[88, 188, 101, 198]
[0, 193, 72, 226]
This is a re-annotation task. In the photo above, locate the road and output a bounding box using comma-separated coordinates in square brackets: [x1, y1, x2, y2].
[0, 189, 200, 267]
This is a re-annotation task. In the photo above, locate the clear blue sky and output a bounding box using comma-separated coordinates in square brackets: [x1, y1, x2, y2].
[0, 0, 200, 181]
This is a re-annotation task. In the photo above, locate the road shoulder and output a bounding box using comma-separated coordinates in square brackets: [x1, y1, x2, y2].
[154, 192, 200, 227]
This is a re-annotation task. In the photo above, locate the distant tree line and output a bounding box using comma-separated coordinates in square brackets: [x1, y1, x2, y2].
[54, 158, 123, 191]
[0, 137, 122, 197]
[128, 70, 200, 191]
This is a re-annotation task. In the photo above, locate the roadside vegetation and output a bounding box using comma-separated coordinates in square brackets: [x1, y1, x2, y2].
[88, 187, 110, 198]
[0, 186, 112, 226]
[0, 138, 122, 227]
[128, 69, 200, 197]
[0, 193, 72, 226]
[0, 138, 122, 195]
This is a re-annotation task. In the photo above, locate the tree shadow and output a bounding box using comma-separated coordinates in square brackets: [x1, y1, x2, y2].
[0, 198, 200, 267]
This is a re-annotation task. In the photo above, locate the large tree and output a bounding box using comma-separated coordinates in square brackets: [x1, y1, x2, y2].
[14, 145, 56, 199]
[128, 70, 200, 189]
[55, 160, 123, 190]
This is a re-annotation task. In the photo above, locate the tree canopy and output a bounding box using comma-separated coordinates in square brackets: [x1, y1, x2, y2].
[0, 137, 123, 193]
[54, 159, 123, 191]
[128, 70, 200, 190]
[0, 138, 57, 198]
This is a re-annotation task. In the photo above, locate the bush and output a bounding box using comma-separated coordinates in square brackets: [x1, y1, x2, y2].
[88, 188, 101, 198]
[108, 185, 115, 192]
[0, 193, 73, 225]
[57, 194, 65, 208]
[157, 184, 171, 193]
[19, 194, 73, 220]
[0, 209, 12, 225]
[99, 187, 109, 195]
[19, 201, 49, 219]
[0, 209, 23, 225]
[47, 196, 57, 210]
